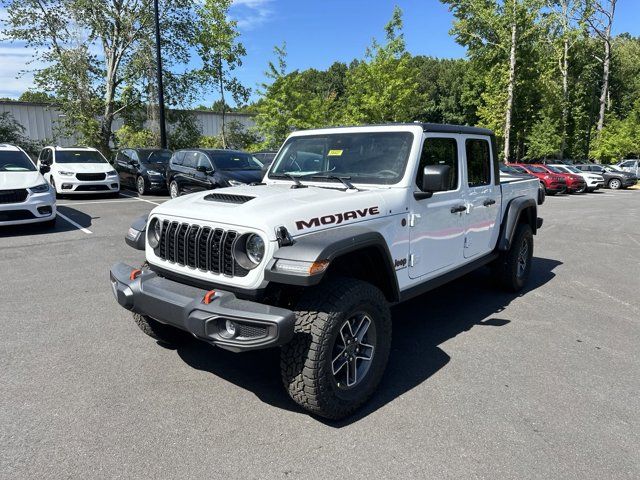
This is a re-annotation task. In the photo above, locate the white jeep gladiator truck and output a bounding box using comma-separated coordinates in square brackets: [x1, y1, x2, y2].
[110, 124, 542, 419]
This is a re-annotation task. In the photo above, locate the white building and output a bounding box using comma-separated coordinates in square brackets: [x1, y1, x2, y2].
[0, 100, 256, 146]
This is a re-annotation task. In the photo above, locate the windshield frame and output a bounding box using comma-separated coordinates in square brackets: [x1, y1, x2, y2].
[268, 131, 415, 186]
[0, 150, 37, 172]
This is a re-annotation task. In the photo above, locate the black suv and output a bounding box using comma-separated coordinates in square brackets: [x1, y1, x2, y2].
[166, 149, 263, 198]
[114, 148, 172, 195]
[574, 164, 637, 190]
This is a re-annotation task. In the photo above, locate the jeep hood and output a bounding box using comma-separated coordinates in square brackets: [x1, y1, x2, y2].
[151, 184, 390, 241]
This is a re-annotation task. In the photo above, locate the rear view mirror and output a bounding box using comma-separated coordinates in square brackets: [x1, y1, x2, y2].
[415, 164, 451, 200]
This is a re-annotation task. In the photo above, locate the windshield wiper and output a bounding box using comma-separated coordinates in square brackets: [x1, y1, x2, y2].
[270, 173, 307, 189]
[311, 174, 356, 190]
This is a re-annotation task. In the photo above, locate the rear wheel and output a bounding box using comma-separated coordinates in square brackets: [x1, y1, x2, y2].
[492, 223, 533, 292]
[608, 178, 622, 190]
[136, 175, 148, 195]
[169, 180, 180, 198]
[281, 277, 391, 420]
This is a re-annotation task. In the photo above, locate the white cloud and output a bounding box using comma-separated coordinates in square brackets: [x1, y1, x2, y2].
[0, 43, 41, 98]
[231, 0, 273, 30]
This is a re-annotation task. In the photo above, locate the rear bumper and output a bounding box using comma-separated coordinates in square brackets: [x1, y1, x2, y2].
[109, 262, 295, 352]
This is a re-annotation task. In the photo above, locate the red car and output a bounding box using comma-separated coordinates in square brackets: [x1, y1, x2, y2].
[509, 163, 567, 195]
[535, 164, 586, 193]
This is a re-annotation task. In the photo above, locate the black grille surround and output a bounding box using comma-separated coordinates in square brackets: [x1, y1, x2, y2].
[76, 172, 106, 181]
[203, 193, 255, 204]
[155, 220, 250, 278]
[0, 189, 29, 204]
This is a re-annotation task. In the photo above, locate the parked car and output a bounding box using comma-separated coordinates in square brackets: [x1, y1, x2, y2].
[0, 144, 56, 227]
[111, 123, 542, 419]
[500, 163, 545, 204]
[114, 148, 172, 195]
[166, 149, 264, 199]
[252, 150, 277, 167]
[616, 159, 639, 177]
[537, 164, 586, 193]
[38, 146, 120, 197]
[510, 163, 567, 195]
[574, 164, 638, 190]
[549, 164, 604, 192]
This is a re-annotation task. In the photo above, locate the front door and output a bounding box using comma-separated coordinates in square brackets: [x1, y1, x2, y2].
[463, 137, 501, 258]
[409, 135, 466, 279]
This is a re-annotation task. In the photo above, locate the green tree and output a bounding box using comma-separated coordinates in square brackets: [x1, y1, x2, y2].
[0, 112, 38, 152]
[343, 6, 422, 124]
[195, 0, 250, 148]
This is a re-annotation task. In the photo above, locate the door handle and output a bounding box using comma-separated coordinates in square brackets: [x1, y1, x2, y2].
[483, 199, 496, 207]
[450, 205, 466, 214]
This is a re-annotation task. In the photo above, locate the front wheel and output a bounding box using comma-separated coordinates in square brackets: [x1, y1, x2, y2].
[169, 180, 180, 199]
[608, 178, 622, 190]
[492, 223, 533, 292]
[280, 278, 391, 420]
[575, 184, 586, 194]
[133, 313, 188, 345]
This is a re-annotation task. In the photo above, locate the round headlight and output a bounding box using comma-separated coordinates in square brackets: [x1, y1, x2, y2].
[148, 218, 161, 248]
[245, 234, 265, 265]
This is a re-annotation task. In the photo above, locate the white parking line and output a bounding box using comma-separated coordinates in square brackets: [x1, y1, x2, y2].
[119, 192, 162, 206]
[57, 199, 148, 207]
[56, 212, 92, 234]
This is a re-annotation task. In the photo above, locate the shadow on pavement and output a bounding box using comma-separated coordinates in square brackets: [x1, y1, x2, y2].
[171, 256, 562, 425]
[0, 206, 94, 237]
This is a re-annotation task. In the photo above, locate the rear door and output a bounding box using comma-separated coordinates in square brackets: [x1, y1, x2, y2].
[408, 135, 466, 279]
[462, 137, 501, 258]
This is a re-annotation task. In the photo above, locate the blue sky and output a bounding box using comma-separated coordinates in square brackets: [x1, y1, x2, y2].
[1, 0, 640, 103]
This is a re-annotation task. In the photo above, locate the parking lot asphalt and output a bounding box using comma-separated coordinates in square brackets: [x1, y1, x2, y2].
[1, 189, 639, 480]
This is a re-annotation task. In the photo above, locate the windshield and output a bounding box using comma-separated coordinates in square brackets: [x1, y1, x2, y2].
[0, 150, 36, 172]
[270, 132, 414, 185]
[56, 150, 107, 164]
[565, 166, 582, 173]
[510, 165, 528, 174]
[603, 165, 622, 172]
[546, 166, 563, 173]
[210, 151, 261, 170]
[141, 150, 172, 164]
[528, 166, 547, 173]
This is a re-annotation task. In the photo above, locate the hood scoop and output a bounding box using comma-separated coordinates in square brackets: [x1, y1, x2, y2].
[203, 192, 255, 204]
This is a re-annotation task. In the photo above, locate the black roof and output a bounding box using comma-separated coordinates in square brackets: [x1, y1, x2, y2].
[419, 123, 494, 136]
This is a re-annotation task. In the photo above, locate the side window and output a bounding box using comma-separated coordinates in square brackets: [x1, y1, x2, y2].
[465, 139, 492, 187]
[416, 137, 459, 191]
[182, 151, 198, 169]
[171, 151, 185, 166]
[196, 153, 212, 170]
[131, 151, 140, 163]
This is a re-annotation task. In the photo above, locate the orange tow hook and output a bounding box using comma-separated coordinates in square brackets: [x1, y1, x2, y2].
[203, 290, 217, 305]
[129, 269, 142, 281]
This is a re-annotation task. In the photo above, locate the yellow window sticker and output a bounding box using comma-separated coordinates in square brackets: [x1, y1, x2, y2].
[328, 149, 343, 156]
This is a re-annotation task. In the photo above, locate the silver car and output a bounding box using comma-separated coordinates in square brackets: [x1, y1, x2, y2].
[617, 159, 640, 177]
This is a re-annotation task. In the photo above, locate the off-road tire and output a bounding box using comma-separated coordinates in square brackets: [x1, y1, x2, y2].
[280, 277, 392, 420]
[133, 313, 188, 345]
[608, 178, 622, 190]
[492, 223, 533, 292]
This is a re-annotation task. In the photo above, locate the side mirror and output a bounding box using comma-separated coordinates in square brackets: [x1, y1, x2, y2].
[39, 164, 50, 174]
[128, 160, 138, 166]
[196, 165, 212, 174]
[414, 164, 451, 200]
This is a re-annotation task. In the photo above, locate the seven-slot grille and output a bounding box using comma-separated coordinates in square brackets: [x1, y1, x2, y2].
[76, 172, 106, 181]
[155, 220, 249, 277]
[0, 189, 29, 204]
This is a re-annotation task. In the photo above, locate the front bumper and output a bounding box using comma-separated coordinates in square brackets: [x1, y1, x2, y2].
[109, 262, 295, 352]
[55, 176, 120, 194]
[623, 178, 638, 187]
[0, 190, 56, 226]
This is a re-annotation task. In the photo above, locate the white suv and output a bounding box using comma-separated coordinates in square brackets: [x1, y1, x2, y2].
[38, 146, 120, 196]
[0, 144, 56, 227]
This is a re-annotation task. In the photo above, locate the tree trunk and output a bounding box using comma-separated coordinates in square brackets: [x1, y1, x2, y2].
[218, 61, 227, 149]
[560, 36, 569, 158]
[503, 5, 517, 162]
[596, 0, 615, 132]
[100, 53, 118, 154]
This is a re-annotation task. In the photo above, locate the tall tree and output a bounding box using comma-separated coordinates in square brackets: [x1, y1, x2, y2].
[1, 0, 203, 152]
[195, 0, 249, 148]
[586, 0, 616, 133]
[442, 0, 543, 161]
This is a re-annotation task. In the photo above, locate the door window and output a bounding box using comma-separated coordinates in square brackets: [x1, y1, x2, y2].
[182, 152, 198, 169]
[171, 151, 185, 166]
[416, 137, 459, 191]
[465, 139, 492, 187]
[196, 153, 213, 170]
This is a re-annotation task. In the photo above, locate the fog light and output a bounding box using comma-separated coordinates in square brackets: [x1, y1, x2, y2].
[37, 206, 52, 215]
[111, 183, 119, 189]
[62, 184, 73, 190]
[225, 320, 237, 337]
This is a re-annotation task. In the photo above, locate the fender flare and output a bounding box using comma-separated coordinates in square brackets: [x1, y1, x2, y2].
[265, 226, 400, 301]
[497, 197, 538, 251]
